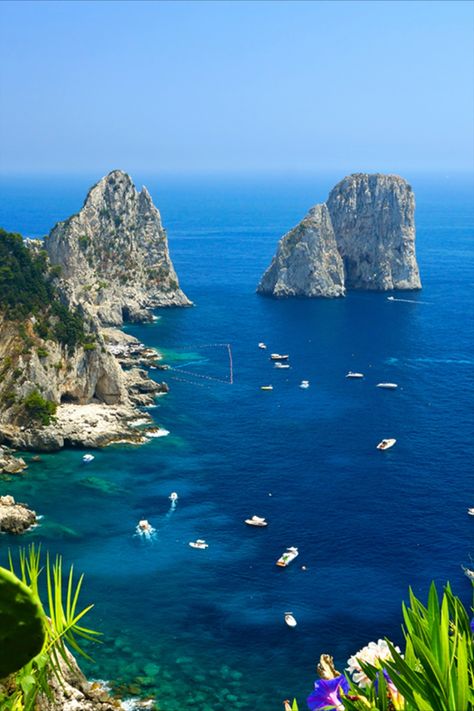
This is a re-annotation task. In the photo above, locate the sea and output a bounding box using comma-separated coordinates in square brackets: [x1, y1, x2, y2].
[0, 171, 473, 710]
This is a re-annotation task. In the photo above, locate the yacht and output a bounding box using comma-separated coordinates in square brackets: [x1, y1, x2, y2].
[270, 354, 289, 361]
[82, 454, 95, 463]
[377, 438, 397, 451]
[299, 380, 310, 389]
[244, 515, 268, 527]
[189, 539, 208, 549]
[276, 546, 299, 567]
[274, 362, 290, 369]
[169, 492, 178, 502]
[258, 342, 267, 349]
[284, 612, 297, 627]
[467, 508, 474, 516]
[260, 385, 273, 391]
[346, 372, 364, 379]
[376, 383, 398, 389]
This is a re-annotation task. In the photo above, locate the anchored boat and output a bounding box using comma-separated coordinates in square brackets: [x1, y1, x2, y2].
[82, 454, 95, 463]
[346, 372, 364, 379]
[245, 515, 268, 527]
[189, 539, 208, 549]
[258, 342, 267, 349]
[260, 385, 273, 391]
[284, 612, 297, 627]
[377, 438, 397, 451]
[376, 382, 398, 389]
[276, 546, 299, 567]
[270, 354, 289, 361]
[299, 380, 310, 389]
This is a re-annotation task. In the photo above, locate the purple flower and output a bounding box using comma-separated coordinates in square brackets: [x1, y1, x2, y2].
[307, 675, 349, 711]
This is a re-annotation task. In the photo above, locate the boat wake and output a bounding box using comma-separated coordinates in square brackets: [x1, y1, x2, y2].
[387, 296, 429, 304]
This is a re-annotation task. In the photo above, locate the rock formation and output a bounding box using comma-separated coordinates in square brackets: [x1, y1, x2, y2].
[257, 173, 421, 297]
[45, 170, 190, 325]
[0, 495, 36, 534]
[0, 446, 27, 474]
[257, 204, 345, 297]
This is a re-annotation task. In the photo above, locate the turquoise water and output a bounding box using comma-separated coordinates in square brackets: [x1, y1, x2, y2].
[1, 173, 473, 709]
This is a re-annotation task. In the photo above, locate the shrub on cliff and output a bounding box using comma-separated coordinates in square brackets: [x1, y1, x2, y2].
[23, 389, 57, 425]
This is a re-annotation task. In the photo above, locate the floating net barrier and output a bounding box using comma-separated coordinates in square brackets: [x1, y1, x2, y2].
[163, 343, 234, 386]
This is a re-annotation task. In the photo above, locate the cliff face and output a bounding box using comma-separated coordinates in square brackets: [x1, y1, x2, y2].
[45, 170, 190, 325]
[257, 204, 345, 297]
[257, 173, 421, 297]
[327, 173, 421, 291]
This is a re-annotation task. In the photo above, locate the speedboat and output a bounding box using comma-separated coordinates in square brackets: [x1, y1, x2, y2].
[258, 342, 267, 350]
[346, 372, 364, 379]
[270, 354, 289, 361]
[462, 566, 474, 581]
[276, 546, 299, 567]
[274, 362, 290, 369]
[467, 508, 474, 516]
[284, 612, 297, 627]
[169, 492, 178, 502]
[137, 519, 154, 535]
[82, 454, 95, 463]
[245, 515, 268, 527]
[189, 539, 208, 549]
[376, 383, 398, 389]
[299, 380, 310, 389]
[260, 385, 273, 391]
[377, 438, 397, 451]
[387, 296, 395, 301]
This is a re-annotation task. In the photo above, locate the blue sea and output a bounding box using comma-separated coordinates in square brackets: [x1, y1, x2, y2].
[0, 172, 473, 710]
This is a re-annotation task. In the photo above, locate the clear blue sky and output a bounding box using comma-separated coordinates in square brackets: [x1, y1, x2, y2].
[0, 0, 473, 174]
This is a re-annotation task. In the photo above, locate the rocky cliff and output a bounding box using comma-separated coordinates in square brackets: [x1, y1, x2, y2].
[45, 170, 190, 325]
[257, 173, 421, 297]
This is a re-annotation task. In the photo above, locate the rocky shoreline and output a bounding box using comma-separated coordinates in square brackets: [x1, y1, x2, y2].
[0, 495, 37, 534]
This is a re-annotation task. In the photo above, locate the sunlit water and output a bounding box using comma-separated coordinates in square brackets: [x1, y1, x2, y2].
[1, 173, 473, 709]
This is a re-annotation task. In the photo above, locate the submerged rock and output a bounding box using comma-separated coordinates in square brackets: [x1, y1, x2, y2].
[45, 170, 191, 326]
[0, 495, 36, 534]
[258, 173, 421, 297]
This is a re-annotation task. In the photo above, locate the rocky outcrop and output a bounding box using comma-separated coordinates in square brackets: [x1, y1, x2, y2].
[0, 495, 36, 534]
[0, 446, 27, 474]
[327, 173, 421, 291]
[257, 204, 345, 297]
[45, 170, 190, 325]
[257, 173, 421, 297]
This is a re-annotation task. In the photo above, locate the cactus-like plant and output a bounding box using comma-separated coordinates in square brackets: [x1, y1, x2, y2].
[0, 567, 46, 679]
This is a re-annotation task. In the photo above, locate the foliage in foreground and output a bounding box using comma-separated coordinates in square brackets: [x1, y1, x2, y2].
[0, 545, 100, 711]
[301, 582, 474, 711]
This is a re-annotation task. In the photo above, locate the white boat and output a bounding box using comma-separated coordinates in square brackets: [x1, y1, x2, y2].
[299, 380, 310, 389]
[245, 515, 268, 527]
[387, 296, 395, 301]
[270, 354, 289, 361]
[137, 519, 154, 535]
[169, 492, 178, 502]
[462, 566, 474, 581]
[276, 546, 299, 567]
[274, 362, 290, 369]
[260, 385, 273, 391]
[82, 454, 95, 463]
[189, 539, 208, 549]
[346, 372, 364, 379]
[377, 438, 397, 451]
[467, 508, 474, 516]
[284, 612, 297, 627]
[376, 383, 398, 389]
[258, 342, 267, 350]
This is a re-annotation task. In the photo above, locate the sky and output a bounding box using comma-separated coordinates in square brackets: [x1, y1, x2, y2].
[0, 0, 473, 175]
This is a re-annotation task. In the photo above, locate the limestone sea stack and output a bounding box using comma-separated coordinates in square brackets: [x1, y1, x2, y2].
[45, 170, 191, 325]
[257, 173, 421, 297]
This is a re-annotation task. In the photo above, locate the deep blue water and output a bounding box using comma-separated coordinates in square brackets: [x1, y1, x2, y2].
[0, 172, 473, 710]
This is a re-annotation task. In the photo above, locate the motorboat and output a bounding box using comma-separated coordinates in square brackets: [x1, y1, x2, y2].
[270, 354, 289, 361]
[376, 383, 398, 389]
[82, 454, 95, 463]
[284, 612, 297, 627]
[377, 438, 397, 451]
[189, 539, 208, 549]
[387, 296, 395, 301]
[276, 546, 299, 567]
[346, 372, 364, 379]
[245, 515, 268, 527]
[169, 492, 178, 502]
[274, 362, 290, 369]
[462, 566, 474, 581]
[258, 342, 267, 349]
[260, 385, 273, 391]
[299, 380, 310, 389]
[137, 519, 154, 535]
[467, 508, 474, 516]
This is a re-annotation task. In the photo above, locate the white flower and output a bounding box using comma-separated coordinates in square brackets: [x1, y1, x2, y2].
[346, 639, 401, 688]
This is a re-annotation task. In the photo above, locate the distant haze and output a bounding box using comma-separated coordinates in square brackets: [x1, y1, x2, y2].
[0, 0, 473, 175]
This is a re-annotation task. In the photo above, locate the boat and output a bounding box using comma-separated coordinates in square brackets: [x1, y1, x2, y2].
[270, 354, 289, 361]
[376, 383, 398, 389]
[377, 438, 397, 451]
[284, 612, 297, 627]
[346, 372, 364, 379]
[169, 492, 178, 502]
[258, 342, 267, 349]
[274, 362, 290, 369]
[467, 508, 474, 516]
[189, 539, 208, 549]
[462, 566, 474, 581]
[245, 515, 268, 527]
[276, 546, 299, 567]
[260, 385, 273, 391]
[387, 296, 395, 301]
[299, 380, 310, 389]
[82, 454, 95, 463]
[137, 519, 153, 535]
